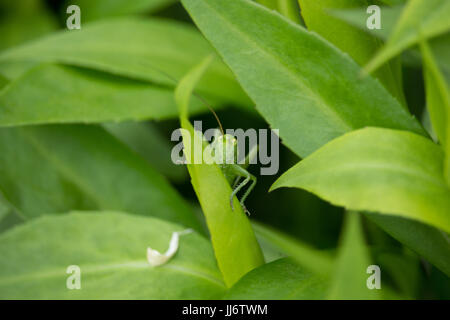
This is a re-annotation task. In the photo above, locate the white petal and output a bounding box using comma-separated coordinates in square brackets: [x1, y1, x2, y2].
[146, 229, 193, 267]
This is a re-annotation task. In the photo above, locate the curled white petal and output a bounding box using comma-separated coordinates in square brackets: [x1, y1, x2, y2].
[147, 229, 193, 267]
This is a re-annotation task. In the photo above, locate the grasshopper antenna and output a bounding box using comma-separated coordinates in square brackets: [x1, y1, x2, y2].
[151, 65, 225, 135]
[194, 94, 224, 136]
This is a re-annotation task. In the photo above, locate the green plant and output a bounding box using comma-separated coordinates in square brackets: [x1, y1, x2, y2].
[0, 0, 448, 300]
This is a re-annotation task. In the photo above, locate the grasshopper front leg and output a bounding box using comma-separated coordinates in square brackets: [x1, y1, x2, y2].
[229, 164, 257, 215]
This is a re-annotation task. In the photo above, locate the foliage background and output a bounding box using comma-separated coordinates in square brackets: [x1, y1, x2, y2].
[0, 0, 448, 299]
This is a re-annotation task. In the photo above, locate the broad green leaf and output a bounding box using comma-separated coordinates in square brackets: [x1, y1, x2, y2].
[0, 18, 251, 108]
[365, 0, 450, 73]
[103, 122, 187, 182]
[328, 212, 380, 299]
[0, 212, 225, 299]
[366, 212, 450, 277]
[0, 64, 214, 126]
[252, 222, 333, 276]
[272, 127, 450, 233]
[224, 258, 328, 299]
[181, 0, 424, 158]
[0, 125, 203, 232]
[176, 58, 264, 287]
[420, 40, 450, 186]
[0, 212, 23, 234]
[66, 0, 177, 21]
[298, 0, 405, 105]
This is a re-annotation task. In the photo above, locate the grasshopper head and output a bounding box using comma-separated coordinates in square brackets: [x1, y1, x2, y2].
[213, 134, 238, 165]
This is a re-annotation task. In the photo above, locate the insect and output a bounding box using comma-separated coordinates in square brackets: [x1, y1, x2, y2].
[206, 107, 258, 216]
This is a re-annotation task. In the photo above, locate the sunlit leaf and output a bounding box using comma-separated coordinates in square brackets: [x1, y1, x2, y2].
[181, 0, 424, 158]
[272, 127, 450, 233]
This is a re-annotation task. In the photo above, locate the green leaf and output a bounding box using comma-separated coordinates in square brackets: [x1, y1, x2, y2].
[0, 73, 7, 89]
[0, 193, 23, 233]
[298, 0, 405, 105]
[0, 64, 214, 126]
[373, 249, 421, 298]
[272, 127, 450, 233]
[331, 4, 400, 40]
[0, 199, 9, 223]
[103, 122, 187, 182]
[0, 17, 251, 108]
[252, 222, 334, 276]
[0, 212, 225, 299]
[420, 40, 450, 186]
[175, 58, 264, 287]
[0, 125, 203, 232]
[328, 212, 381, 299]
[331, 6, 450, 74]
[0, 0, 58, 50]
[224, 258, 328, 299]
[366, 212, 450, 277]
[66, 0, 177, 22]
[255, 0, 302, 24]
[181, 0, 424, 158]
[365, 0, 450, 73]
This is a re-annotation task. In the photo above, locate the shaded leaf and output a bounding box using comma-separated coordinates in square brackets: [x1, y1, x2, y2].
[0, 64, 212, 126]
[103, 122, 187, 182]
[272, 127, 450, 233]
[365, 0, 450, 73]
[0, 125, 202, 232]
[0, 0, 58, 50]
[328, 212, 380, 299]
[366, 212, 450, 277]
[0, 212, 225, 299]
[420, 39, 450, 186]
[252, 221, 333, 276]
[331, 5, 450, 74]
[66, 0, 177, 21]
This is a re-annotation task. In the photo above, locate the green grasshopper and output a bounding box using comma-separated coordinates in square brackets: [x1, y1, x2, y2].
[206, 110, 258, 216]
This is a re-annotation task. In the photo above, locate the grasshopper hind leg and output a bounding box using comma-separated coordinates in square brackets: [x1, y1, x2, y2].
[228, 165, 256, 216]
